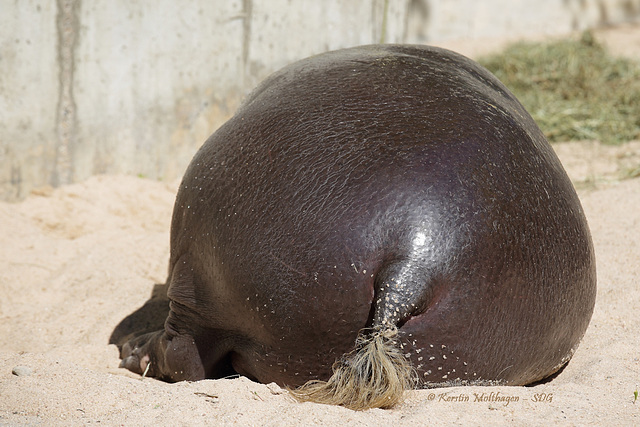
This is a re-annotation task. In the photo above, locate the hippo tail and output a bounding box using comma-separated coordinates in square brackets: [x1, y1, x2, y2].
[289, 325, 414, 410]
[290, 261, 426, 410]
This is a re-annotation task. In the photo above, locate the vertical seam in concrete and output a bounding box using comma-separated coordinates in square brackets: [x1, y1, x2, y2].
[372, 0, 377, 43]
[242, 0, 252, 88]
[54, 0, 79, 186]
[372, 0, 387, 44]
[401, 0, 410, 43]
[380, 0, 389, 44]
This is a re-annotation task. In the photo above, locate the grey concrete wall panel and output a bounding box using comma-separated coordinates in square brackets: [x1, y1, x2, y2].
[1, 2, 58, 200]
[73, 1, 245, 185]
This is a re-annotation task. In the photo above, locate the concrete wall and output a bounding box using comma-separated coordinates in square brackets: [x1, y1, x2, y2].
[1, 1, 59, 200]
[407, 0, 640, 42]
[0, 0, 407, 200]
[1, 0, 639, 200]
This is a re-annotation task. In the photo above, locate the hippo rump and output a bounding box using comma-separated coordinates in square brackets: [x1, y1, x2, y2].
[115, 44, 596, 410]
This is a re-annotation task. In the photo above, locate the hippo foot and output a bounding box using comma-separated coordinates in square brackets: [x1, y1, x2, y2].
[119, 331, 160, 377]
[119, 329, 205, 382]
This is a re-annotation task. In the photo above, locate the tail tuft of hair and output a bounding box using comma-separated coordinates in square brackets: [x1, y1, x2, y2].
[289, 326, 415, 410]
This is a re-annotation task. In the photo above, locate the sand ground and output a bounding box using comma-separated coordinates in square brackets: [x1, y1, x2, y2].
[1, 26, 639, 426]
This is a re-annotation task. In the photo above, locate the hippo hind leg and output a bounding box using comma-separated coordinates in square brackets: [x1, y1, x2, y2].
[117, 259, 209, 382]
[118, 256, 240, 382]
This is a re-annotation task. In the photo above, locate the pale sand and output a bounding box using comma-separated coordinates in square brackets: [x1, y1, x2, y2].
[1, 27, 639, 426]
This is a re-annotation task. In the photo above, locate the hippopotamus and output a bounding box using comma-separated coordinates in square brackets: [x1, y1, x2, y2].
[115, 44, 596, 410]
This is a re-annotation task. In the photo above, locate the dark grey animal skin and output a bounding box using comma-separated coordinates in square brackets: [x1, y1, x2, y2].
[118, 44, 597, 389]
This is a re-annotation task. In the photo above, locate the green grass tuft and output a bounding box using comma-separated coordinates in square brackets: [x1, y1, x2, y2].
[479, 31, 640, 145]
